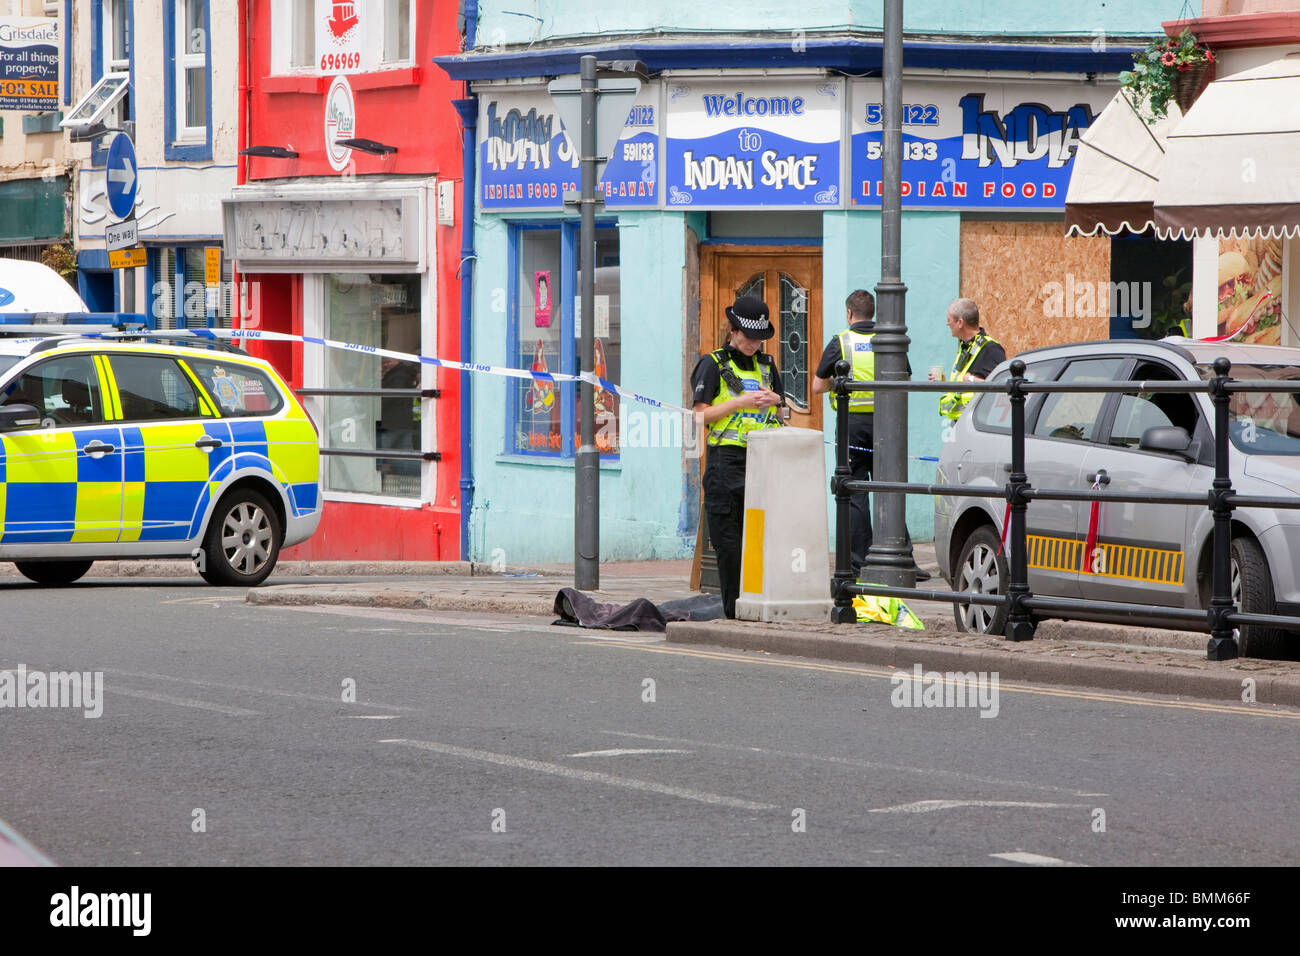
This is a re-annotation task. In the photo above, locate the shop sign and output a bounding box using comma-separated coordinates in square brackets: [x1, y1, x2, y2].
[223, 190, 424, 271]
[324, 74, 356, 172]
[78, 164, 236, 241]
[316, 1, 364, 74]
[849, 79, 1112, 210]
[0, 17, 59, 111]
[477, 87, 659, 211]
[664, 79, 843, 208]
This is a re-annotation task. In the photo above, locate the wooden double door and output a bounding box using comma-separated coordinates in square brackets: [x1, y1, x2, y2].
[699, 246, 824, 433]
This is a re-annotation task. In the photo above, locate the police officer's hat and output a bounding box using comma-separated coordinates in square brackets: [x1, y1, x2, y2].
[725, 295, 775, 340]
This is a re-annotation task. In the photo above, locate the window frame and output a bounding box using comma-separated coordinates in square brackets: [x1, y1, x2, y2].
[504, 218, 621, 463]
[163, 0, 212, 161]
[381, 0, 415, 66]
[105, 352, 212, 424]
[80, 0, 132, 167]
[1027, 356, 1127, 447]
[0, 354, 107, 430]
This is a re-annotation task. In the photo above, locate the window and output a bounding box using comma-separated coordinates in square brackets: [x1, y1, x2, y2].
[1, 356, 104, 428]
[1110, 362, 1200, 449]
[322, 274, 423, 499]
[508, 222, 621, 458]
[176, 0, 207, 139]
[973, 361, 1055, 433]
[1032, 358, 1125, 443]
[291, 0, 315, 70]
[108, 355, 206, 421]
[382, 0, 413, 64]
[60, 72, 128, 131]
[1198, 362, 1300, 456]
[152, 247, 234, 330]
[187, 359, 283, 417]
[102, 0, 129, 129]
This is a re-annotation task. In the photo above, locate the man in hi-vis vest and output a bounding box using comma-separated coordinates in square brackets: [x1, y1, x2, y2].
[933, 298, 1006, 421]
[691, 295, 786, 619]
[813, 290, 882, 572]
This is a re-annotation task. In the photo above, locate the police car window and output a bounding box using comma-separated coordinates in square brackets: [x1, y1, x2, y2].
[1032, 358, 1125, 443]
[108, 355, 206, 422]
[1, 356, 104, 427]
[187, 359, 283, 417]
[1110, 362, 1199, 448]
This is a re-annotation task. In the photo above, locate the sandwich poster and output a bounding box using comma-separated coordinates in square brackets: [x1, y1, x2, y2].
[1216, 237, 1283, 345]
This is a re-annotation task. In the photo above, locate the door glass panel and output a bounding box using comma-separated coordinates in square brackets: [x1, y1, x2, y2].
[1032, 358, 1125, 443]
[108, 355, 203, 422]
[737, 274, 763, 301]
[779, 274, 808, 410]
[2, 356, 105, 427]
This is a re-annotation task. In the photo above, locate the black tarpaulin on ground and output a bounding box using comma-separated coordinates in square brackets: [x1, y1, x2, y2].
[552, 588, 725, 632]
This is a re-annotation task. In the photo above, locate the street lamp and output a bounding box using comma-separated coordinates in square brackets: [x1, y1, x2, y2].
[548, 57, 645, 591]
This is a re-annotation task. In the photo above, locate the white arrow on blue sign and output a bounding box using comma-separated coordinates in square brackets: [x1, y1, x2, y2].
[106, 133, 138, 220]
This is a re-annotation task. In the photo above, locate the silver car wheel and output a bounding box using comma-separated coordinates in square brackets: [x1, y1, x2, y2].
[958, 541, 1000, 633]
[221, 502, 274, 576]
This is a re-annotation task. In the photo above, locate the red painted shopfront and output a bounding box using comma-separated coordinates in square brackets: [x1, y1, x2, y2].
[226, 1, 464, 560]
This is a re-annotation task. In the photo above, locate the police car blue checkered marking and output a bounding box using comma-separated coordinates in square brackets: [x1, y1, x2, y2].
[76, 427, 123, 483]
[4, 483, 77, 542]
[138, 481, 209, 540]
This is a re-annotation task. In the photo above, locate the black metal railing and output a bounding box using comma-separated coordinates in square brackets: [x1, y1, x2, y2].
[831, 356, 1300, 661]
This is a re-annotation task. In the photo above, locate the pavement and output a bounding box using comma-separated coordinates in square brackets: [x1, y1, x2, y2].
[202, 542, 1300, 710]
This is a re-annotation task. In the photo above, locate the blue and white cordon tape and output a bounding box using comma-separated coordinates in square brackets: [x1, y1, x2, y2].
[63, 327, 939, 461]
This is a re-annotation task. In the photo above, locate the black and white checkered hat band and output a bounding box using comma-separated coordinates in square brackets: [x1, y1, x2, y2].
[735, 314, 768, 330]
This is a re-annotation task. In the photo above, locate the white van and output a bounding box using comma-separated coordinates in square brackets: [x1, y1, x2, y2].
[0, 258, 89, 314]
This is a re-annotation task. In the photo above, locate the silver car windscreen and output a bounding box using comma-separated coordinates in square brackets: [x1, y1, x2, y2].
[1196, 363, 1300, 455]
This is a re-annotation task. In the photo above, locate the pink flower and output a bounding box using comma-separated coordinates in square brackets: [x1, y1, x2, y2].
[1206, 50, 1215, 63]
[1177, 61, 1191, 72]
[1168, 39, 1178, 48]
[1162, 51, 1177, 66]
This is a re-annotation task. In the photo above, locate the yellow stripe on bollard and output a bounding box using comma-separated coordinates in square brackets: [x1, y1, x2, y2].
[741, 508, 765, 594]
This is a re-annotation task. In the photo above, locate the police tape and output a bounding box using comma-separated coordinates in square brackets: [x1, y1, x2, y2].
[74, 326, 940, 461]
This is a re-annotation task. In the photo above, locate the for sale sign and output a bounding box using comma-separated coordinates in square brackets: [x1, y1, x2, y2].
[0, 17, 59, 111]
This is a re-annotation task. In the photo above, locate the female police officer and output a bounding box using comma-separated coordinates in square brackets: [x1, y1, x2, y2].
[690, 294, 785, 618]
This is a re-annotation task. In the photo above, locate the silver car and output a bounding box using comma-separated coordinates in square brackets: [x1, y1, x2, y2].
[934, 338, 1300, 659]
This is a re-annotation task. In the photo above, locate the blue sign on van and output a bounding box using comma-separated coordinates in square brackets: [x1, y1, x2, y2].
[0, 288, 14, 308]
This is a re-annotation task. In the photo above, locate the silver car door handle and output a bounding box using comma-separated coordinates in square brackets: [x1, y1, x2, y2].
[83, 440, 115, 457]
[195, 437, 224, 451]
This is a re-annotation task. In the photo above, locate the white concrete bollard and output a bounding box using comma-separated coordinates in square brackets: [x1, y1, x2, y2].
[734, 427, 833, 622]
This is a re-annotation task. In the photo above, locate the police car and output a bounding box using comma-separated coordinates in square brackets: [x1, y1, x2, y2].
[934, 338, 1300, 659]
[0, 324, 321, 586]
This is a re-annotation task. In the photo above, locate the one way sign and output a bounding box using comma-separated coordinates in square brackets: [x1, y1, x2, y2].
[106, 133, 138, 220]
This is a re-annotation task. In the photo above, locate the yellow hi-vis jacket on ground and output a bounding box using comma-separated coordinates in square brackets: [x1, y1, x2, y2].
[830, 328, 876, 413]
[853, 595, 925, 629]
[939, 330, 999, 421]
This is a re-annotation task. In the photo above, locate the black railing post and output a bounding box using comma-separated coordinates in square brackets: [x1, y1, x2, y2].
[1004, 359, 1036, 641]
[1207, 357, 1239, 661]
[831, 359, 857, 623]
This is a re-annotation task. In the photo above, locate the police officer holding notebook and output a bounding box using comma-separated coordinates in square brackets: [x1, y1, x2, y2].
[691, 295, 785, 619]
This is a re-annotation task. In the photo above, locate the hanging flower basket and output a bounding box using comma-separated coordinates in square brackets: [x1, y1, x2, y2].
[1172, 58, 1212, 114]
[1118, 30, 1216, 124]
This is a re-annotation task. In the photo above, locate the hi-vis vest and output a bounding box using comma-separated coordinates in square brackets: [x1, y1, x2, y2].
[853, 594, 924, 629]
[939, 330, 999, 421]
[830, 328, 876, 413]
[706, 349, 782, 447]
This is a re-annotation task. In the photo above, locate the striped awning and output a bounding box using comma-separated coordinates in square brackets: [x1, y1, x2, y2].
[1065, 90, 1182, 238]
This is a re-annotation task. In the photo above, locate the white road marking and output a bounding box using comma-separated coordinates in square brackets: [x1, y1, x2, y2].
[604, 731, 1107, 799]
[870, 799, 1085, 814]
[110, 687, 258, 716]
[97, 667, 421, 712]
[159, 595, 247, 605]
[990, 851, 1087, 867]
[339, 715, 400, 720]
[567, 748, 690, 758]
[380, 738, 774, 811]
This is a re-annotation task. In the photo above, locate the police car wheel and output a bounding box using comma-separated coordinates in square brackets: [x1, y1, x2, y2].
[953, 525, 1008, 635]
[199, 491, 282, 587]
[13, 560, 94, 587]
[1230, 536, 1293, 660]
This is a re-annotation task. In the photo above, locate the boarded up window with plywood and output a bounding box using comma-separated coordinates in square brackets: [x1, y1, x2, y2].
[959, 220, 1111, 358]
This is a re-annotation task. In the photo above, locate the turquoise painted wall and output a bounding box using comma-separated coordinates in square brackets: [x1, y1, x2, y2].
[821, 209, 961, 545]
[468, 211, 691, 563]
[475, 1, 1188, 45]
